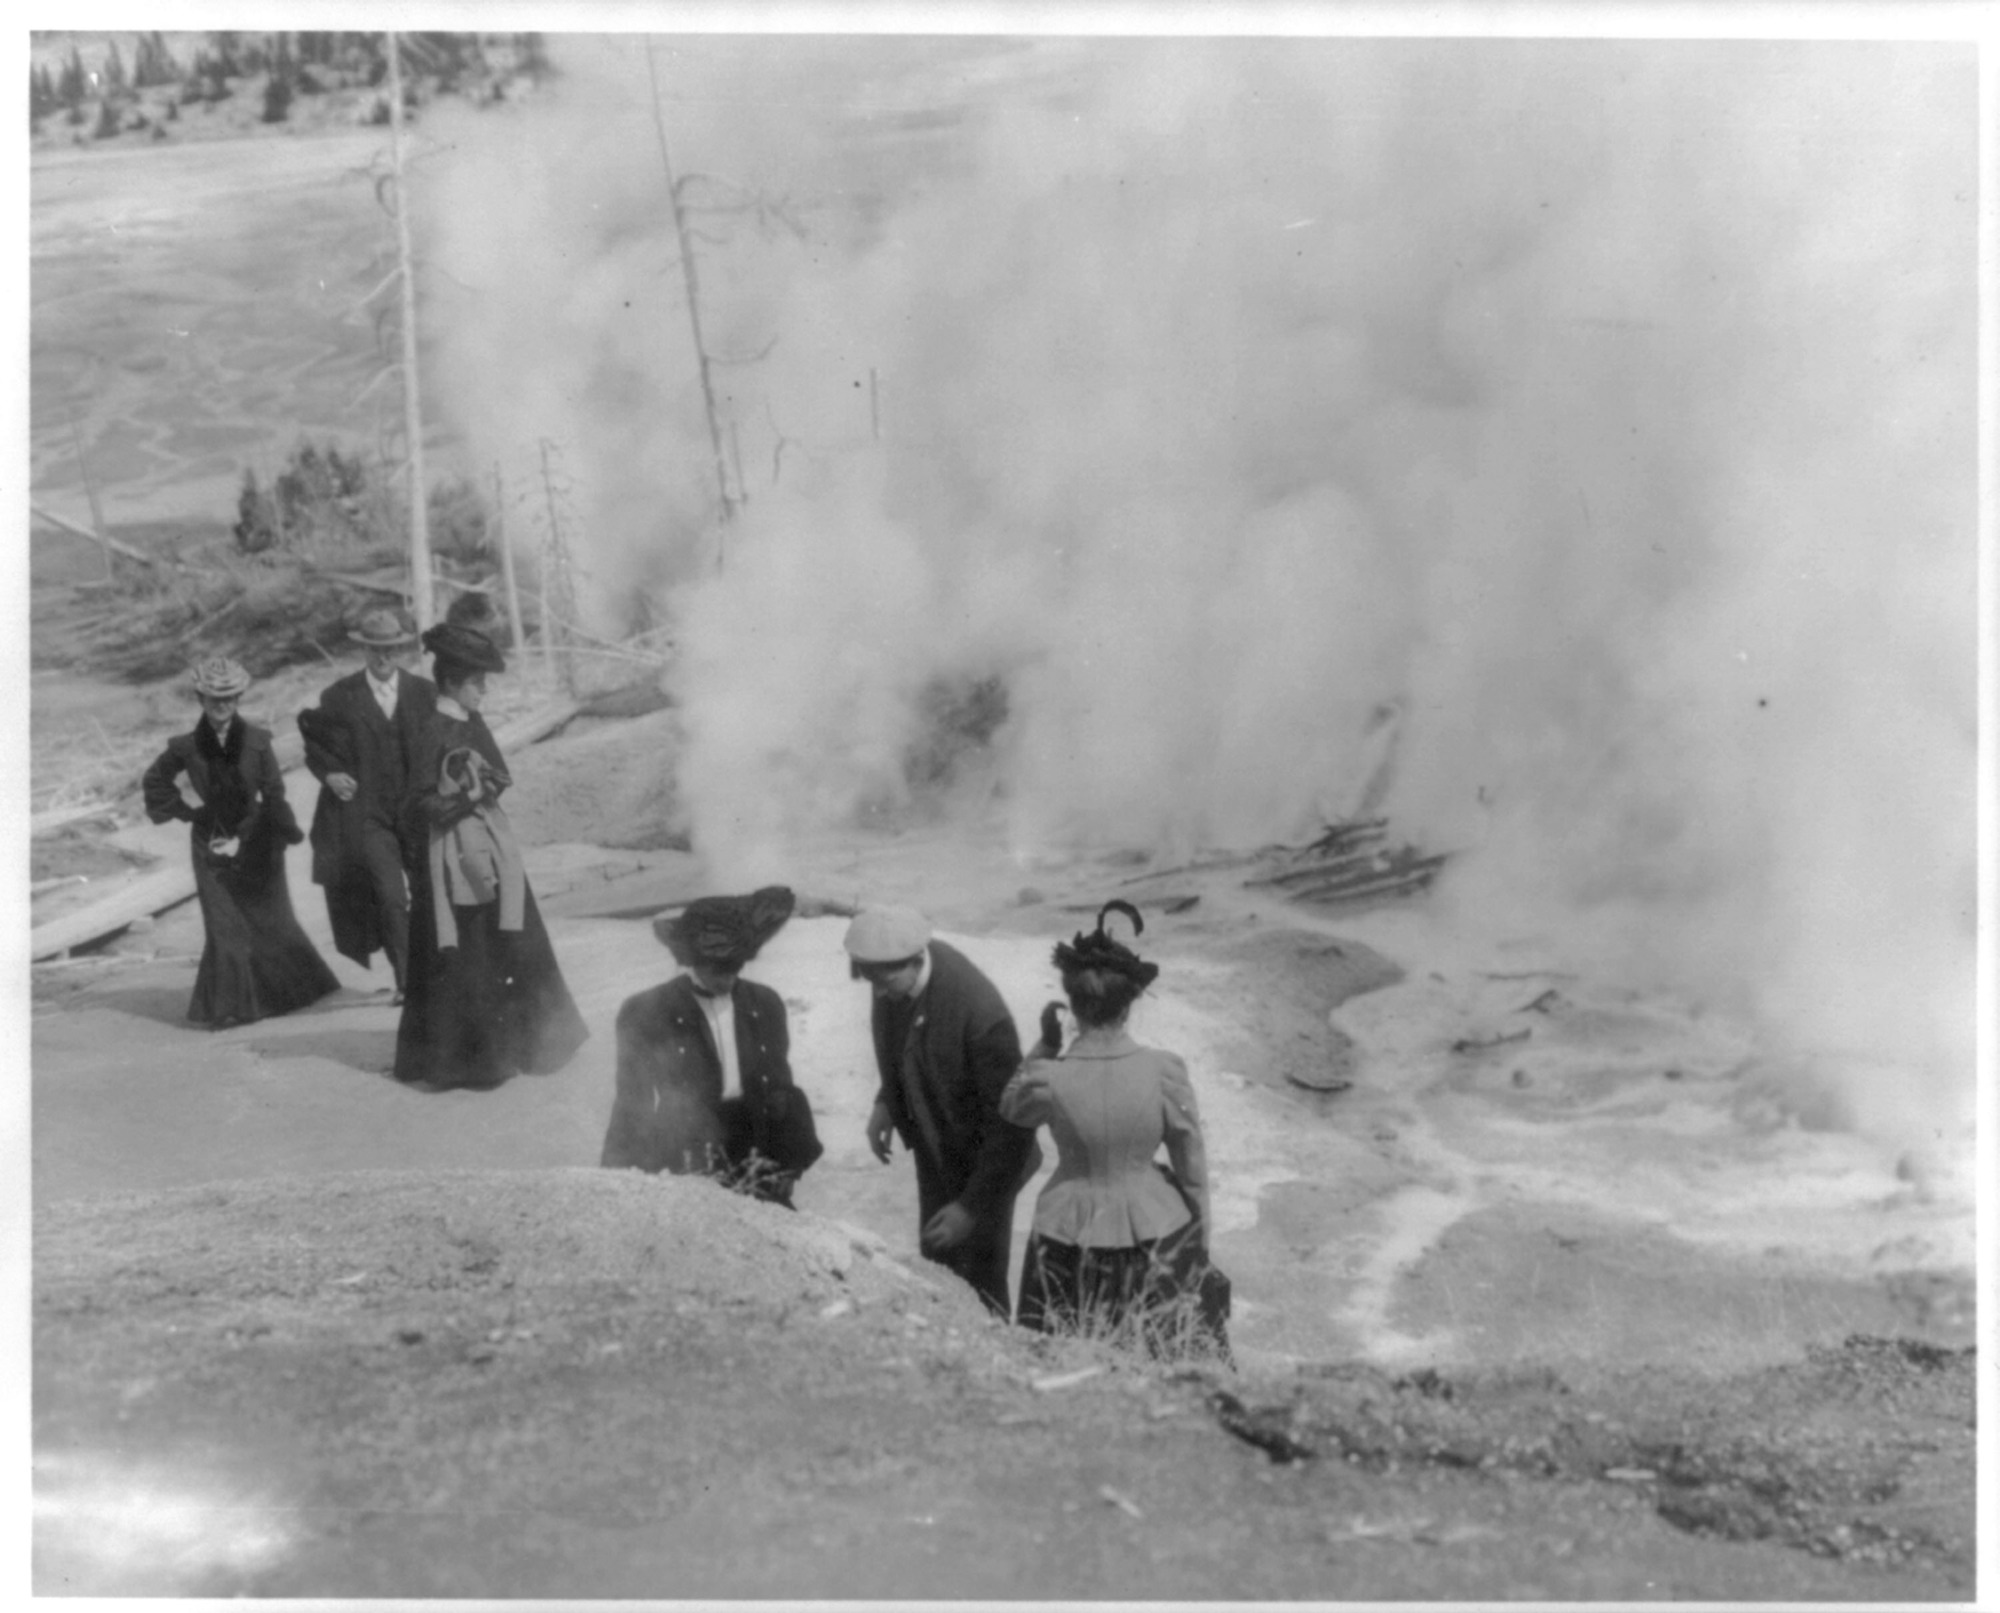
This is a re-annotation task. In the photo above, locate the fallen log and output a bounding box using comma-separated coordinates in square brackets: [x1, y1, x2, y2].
[1299, 817, 1388, 857]
[30, 503, 159, 568]
[31, 874, 92, 898]
[303, 566, 410, 597]
[27, 863, 198, 960]
[499, 696, 584, 749]
[1113, 850, 1269, 887]
[1289, 870, 1441, 905]
[1246, 849, 1389, 889]
[28, 695, 586, 961]
[30, 802, 120, 837]
[1287, 855, 1448, 905]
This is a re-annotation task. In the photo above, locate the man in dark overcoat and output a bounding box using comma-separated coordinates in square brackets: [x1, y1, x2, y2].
[297, 608, 437, 999]
[848, 906, 1041, 1316]
[600, 887, 823, 1207]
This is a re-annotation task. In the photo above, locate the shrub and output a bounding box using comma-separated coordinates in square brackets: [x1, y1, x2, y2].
[261, 71, 292, 123]
[233, 470, 280, 554]
[427, 476, 492, 562]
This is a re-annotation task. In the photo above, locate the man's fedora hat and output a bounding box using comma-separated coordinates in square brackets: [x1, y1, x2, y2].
[350, 608, 417, 648]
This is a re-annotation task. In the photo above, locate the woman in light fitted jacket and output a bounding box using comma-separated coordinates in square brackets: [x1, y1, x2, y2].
[999, 901, 1228, 1360]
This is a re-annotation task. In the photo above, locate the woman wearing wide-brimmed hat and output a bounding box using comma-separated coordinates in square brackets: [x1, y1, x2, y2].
[600, 887, 823, 1206]
[999, 902, 1231, 1361]
[392, 622, 588, 1091]
[141, 657, 340, 1029]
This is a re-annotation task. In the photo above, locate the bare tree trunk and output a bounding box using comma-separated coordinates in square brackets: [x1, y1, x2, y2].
[644, 39, 735, 568]
[387, 33, 435, 630]
[66, 405, 112, 580]
[536, 439, 580, 694]
[494, 465, 526, 653]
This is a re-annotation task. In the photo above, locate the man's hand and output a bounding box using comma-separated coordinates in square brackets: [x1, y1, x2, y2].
[866, 1102, 896, 1164]
[327, 772, 358, 802]
[920, 1201, 975, 1254]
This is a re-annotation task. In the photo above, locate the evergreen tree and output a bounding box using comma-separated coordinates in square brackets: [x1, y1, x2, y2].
[58, 46, 86, 108]
[261, 64, 292, 123]
[102, 39, 126, 93]
[134, 33, 180, 88]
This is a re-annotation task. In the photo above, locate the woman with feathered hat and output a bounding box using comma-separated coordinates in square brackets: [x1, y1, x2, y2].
[392, 622, 588, 1091]
[999, 901, 1231, 1361]
[600, 887, 823, 1205]
[141, 656, 340, 1029]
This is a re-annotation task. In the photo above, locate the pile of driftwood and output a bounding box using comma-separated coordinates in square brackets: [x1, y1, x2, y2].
[1244, 818, 1446, 907]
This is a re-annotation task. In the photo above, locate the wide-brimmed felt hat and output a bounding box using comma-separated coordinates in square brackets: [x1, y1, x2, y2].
[843, 906, 932, 965]
[420, 621, 506, 677]
[190, 656, 252, 699]
[1053, 899, 1159, 988]
[654, 887, 796, 970]
[350, 607, 417, 648]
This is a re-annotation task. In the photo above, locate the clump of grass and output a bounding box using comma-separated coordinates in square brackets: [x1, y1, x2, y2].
[1024, 1247, 1233, 1369]
[694, 1145, 798, 1209]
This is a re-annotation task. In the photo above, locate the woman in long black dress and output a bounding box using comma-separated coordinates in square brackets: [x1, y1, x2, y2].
[392, 623, 588, 1091]
[141, 656, 340, 1029]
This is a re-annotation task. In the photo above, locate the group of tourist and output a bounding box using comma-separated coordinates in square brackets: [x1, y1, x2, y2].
[599, 888, 1230, 1358]
[142, 608, 1229, 1357]
[142, 602, 587, 1088]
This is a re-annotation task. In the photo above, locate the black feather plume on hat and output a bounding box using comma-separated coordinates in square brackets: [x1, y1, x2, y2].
[1052, 899, 1159, 988]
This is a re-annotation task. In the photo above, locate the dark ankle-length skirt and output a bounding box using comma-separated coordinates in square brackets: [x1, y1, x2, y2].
[1017, 1220, 1231, 1362]
[186, 835, 340, 1028]
[392, 859, 588, 1092]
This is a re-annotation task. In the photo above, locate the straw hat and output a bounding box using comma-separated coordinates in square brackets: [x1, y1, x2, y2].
[190, 656, 251, 699]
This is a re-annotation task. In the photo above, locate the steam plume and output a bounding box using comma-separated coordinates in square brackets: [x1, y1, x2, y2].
[415, 37, 1975, 1158]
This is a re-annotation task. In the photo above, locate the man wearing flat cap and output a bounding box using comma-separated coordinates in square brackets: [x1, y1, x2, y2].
[847, 906, 1041, 1316]
[297, 607, 438, 999]
[601, 887, 823, 1206]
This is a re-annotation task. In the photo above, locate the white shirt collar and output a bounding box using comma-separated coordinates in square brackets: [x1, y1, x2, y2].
[436, 695, 470, 720]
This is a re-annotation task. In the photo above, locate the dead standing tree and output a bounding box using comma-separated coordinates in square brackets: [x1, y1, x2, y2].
[384, 33, 435, 629]
[347, 32, 438, 628]
[643, 39, 795, 572]
[536, 439, 581, 695]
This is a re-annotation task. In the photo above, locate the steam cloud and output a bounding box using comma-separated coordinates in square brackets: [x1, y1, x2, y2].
[415, 37, 1976, 1158]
